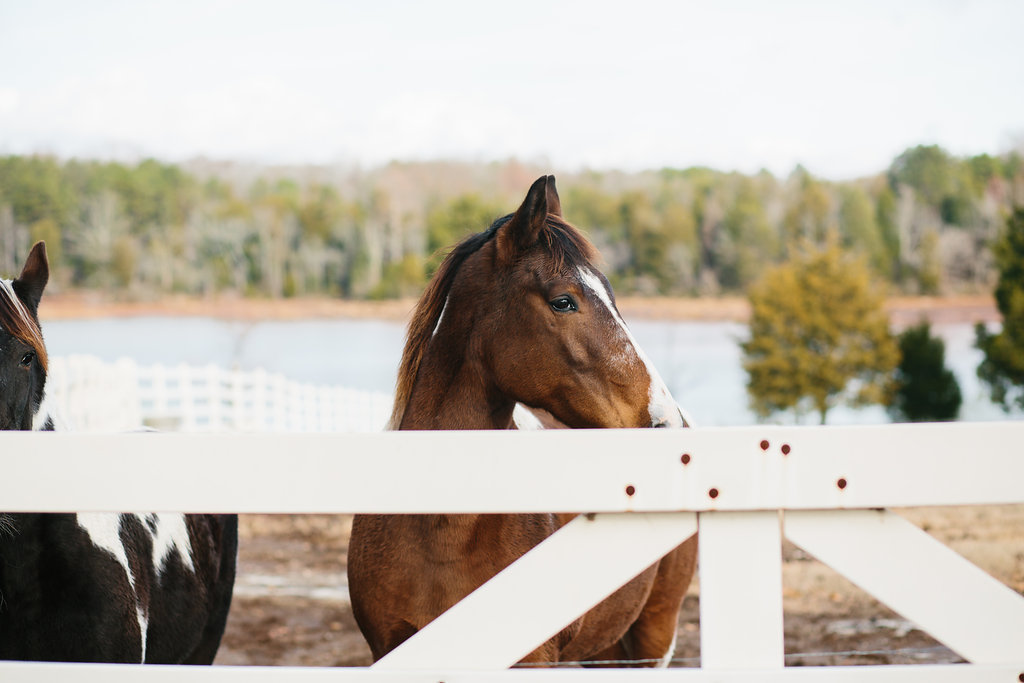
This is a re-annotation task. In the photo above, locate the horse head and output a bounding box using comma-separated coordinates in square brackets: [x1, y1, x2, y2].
[394, 176, 685, 430]
[0, 242, 49, 431]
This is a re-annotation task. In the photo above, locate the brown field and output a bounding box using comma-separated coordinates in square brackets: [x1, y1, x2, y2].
[214, 506, 1024, 668]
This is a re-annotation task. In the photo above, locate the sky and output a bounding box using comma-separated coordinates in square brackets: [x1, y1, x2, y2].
[1, 0, 1023, 180]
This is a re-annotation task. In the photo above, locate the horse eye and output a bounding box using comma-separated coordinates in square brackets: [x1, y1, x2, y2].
[20, 352, 35, 367]
[549, 295, 578, 313]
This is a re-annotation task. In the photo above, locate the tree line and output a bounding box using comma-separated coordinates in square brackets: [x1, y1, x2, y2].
[1, 146, 1022, 299]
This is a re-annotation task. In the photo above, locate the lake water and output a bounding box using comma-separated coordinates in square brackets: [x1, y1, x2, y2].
[41, 316, 1013, 426]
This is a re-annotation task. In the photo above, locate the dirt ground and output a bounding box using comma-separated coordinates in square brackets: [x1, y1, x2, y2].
[214, 506, 1024, 669]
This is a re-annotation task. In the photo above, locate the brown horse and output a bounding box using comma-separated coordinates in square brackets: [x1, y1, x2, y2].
[347, 176, 697, 666]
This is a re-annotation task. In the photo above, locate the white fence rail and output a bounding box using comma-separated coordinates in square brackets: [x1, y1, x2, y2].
[46, 355, 393, 433]
[2, 422, 1024, 681]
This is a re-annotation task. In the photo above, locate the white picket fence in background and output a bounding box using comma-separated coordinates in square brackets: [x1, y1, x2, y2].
[46, 355, 393, 433]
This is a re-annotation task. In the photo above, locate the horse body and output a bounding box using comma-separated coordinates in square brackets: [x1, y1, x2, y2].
[0, 243, 237, 664]
[348, 177, 697, 666]
[0, 512, 237, 664]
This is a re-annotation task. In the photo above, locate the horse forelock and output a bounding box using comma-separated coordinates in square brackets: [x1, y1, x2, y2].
[388, 213, 599, 430]
[0, 278, 48, 373]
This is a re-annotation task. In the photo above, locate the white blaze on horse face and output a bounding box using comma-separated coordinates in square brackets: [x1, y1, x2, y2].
[577, 267, 684, 428]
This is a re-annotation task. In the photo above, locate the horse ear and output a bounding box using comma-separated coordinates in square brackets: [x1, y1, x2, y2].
[13, 241, 48, 314]
[545, 175, 562, 217]
[497, 175, 553, 262]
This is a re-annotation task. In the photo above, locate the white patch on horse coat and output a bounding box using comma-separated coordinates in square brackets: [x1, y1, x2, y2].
[31, 387, 63, 431]
[76, 512, 195, 662]
[512, 403, 543, 430]
[137, 606, 149, 662]
[431, 295, 450, 338]
[75, 513, 147, 661]
[136, 513, 196, 574]
[577, 267, 684, 428]
[658, 629, 678, 668]
[75, 514, 134, 586]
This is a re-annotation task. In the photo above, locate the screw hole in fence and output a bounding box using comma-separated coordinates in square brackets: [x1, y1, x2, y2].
[681, 453, 691, 465]
[837, 478, 848, 490]
[625, 485, 636, 497]
[781, 444, 791, 455]
[759, 439, 770, 451]
[708, 488, 719, 499]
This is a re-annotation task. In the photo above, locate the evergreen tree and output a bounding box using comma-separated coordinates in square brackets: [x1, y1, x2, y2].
[976, 208, 1024, 410]
[890, 322, 962, 422]
[741, 242, 899, 424]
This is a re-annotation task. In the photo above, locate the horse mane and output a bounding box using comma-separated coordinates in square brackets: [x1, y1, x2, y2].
[388, 213, 597, 430]
[0, 279, 47, 373]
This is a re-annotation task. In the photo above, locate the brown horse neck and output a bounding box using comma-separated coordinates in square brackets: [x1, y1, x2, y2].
[403, 514, 517, 560]
[399, 325, 516, 431]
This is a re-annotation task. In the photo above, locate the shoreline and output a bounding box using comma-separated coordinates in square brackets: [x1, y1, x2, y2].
[37, 293, 1000, 326]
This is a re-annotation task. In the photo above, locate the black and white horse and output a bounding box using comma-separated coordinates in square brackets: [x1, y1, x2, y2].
[0, 242, 238, 664]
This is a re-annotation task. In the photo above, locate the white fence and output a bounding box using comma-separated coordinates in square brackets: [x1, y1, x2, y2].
[1, 422, 1023, 681]
[46, 355, 393, 433]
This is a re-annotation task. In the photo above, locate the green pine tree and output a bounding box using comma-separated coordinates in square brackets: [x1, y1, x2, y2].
[976, 208, 1024, 410]
[889, 322, 962, 422]
[742, 242, 899, 424]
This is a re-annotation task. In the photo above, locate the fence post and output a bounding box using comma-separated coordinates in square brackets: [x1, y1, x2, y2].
[699, 510, 784, 670]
